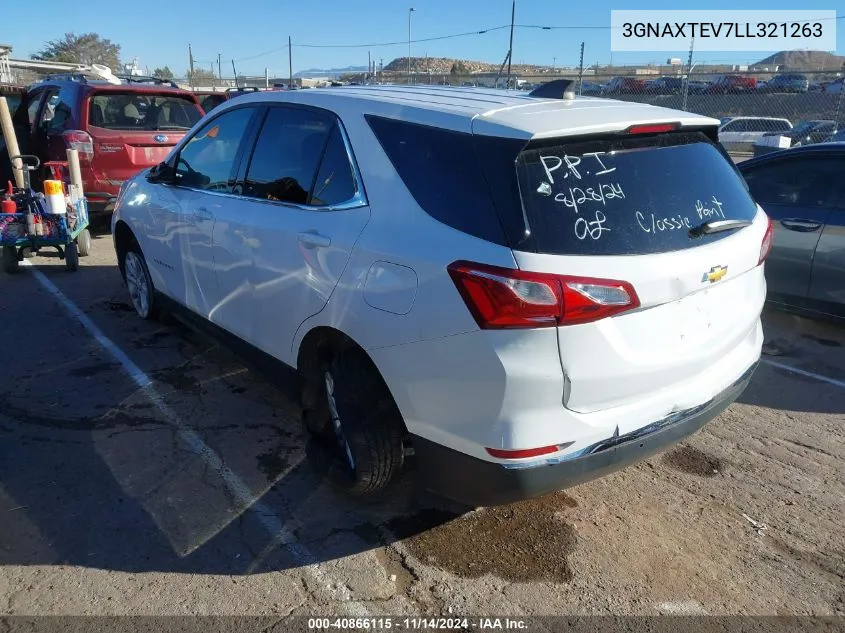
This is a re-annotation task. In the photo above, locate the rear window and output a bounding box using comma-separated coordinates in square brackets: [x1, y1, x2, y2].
[88, 92, 201, 131]
[515, 132, 759, 255]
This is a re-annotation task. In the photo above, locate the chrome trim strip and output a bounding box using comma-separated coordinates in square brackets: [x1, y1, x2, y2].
[500, 361, 758, 471]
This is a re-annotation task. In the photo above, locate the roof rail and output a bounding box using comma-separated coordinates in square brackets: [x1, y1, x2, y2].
[115, 74, 179, 88]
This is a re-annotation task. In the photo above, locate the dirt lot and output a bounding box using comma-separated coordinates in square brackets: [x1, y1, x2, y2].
[0, 232, 843, 620]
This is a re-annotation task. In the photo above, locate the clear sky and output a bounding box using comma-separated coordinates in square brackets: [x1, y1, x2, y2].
[6, 0, 843, 76]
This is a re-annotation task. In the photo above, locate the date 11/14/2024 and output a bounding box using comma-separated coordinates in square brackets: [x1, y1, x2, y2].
[307, 617, 528, 630]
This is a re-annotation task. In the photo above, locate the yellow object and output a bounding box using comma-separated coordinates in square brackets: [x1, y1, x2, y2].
[44, 180, 64, 196]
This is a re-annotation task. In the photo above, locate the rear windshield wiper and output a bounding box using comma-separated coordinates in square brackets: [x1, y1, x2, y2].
[689, 219, 752, 238]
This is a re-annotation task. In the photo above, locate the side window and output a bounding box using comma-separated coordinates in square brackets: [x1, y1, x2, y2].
[744, 157, 844, 208]
[40, 88, 74, 133]
[310, 124, 358, 206]
[175, 107, 254, 192]
[26, 91, 44, 128]
[722, 120, 740, 132]
[242, 107, 332, 204]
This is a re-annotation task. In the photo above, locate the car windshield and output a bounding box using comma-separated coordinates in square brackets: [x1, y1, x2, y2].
[791, 121, 821, 134]
[88, 92, 201, 131]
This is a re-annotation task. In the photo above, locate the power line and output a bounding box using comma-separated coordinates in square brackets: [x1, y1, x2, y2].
[226, 15, 844, 63]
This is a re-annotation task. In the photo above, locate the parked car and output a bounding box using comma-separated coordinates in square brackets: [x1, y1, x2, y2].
[707, 75, 757, 94]
[601, 77, 646, 94]
[822, 77, 844, 94]
[739, 144, 845, 319]
[111, 86, 768, 506]
[759, 120, 836, 149]
[822, 129, 845, 143]
[687, 79, 711, 94]
[760, 73, 809, 93]
[579, 81, 603, 96]
[645, 77, 684, 94]
[718, 116, 792, 152]
[0, 84, 28, 183]
[5, 72, 203, 218]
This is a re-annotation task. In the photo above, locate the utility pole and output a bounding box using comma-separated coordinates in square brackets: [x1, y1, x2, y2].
[552, 56, 556, 73]
[231, 59, 239, 88]
[682, 36, 694, 111]
[188, 43, 194, 87]
[217, 53, 222, 81]
[289, 36, 293, 89]
[368, 50, 371, 83]
[578, 42, 585, 94]
[506, 0, 515, 89]
[408, 7, 415, 85]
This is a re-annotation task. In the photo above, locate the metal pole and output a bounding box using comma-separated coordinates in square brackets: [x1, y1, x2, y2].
[408, 8, 415, 84]
[188, 44, 194, 88]
[217, 53, 222, 81]
[578, 42, 585, 95]
[682, 36, 694, 111]
[506, 0, 515, 89]
[368, 50, 371, 84]
[288, 36, 293, 89]
[553, 57, 556, 73]
[232, 59, 239, 88]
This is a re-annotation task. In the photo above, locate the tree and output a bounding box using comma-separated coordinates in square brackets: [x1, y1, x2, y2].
[450, 61, 469, 76]
[187, 68, 216, 85]
[152, 66, 174, 80]
[36, 33, 121, 71]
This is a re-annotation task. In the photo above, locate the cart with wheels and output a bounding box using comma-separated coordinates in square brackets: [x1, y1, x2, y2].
[0, 155, 91, 274]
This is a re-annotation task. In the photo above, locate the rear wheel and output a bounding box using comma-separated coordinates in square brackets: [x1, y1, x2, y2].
[302, 347, 405, 496]
[77, 229, 91, 256]
[2, 246, 19, 274]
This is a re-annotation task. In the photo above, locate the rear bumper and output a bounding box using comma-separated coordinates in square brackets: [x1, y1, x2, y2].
[413, 361, 757, 507]
[84, 192, 117, 217]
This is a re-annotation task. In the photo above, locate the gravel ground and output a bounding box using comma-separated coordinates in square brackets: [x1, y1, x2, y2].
[0, 232, 842, 620]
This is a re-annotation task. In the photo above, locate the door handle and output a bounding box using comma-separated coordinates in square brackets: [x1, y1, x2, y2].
[780, 218, 822, 232]
[297, 231, 331, 249]
[193, 207, 213, 222]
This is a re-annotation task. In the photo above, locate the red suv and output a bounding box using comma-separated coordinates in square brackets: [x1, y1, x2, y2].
[8, 74, 204, 217]
[706, 74, 757, 94]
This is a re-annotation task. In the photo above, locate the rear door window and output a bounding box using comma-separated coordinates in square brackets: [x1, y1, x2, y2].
[515, 132, 759, 255]
[242, 106, 333, 204]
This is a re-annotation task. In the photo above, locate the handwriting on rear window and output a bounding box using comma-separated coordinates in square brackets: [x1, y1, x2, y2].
[540, 152, 616, 182]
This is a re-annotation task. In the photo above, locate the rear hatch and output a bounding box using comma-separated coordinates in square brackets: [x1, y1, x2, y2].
[86, 89, 203, 186]
[482, 126, 768, 414]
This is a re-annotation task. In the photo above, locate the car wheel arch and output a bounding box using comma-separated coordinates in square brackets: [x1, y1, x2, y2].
[296, 326, 408, 433]
[113, 220, 137, 279]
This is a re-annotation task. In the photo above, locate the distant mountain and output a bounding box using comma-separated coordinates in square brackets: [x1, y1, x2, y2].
[753, 50, 845, 71]
[294, 65, 368, 78]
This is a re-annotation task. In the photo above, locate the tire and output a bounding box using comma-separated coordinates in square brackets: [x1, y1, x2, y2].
[121, 244, 156, 320]
[64, 242, 79, 271]
[2, 245, 19, 274]
[77, 229, 91, 257]
[302, 347, 405, 496]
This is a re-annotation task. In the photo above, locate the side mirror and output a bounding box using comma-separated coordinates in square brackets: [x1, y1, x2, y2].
[147, 161, 177, 184]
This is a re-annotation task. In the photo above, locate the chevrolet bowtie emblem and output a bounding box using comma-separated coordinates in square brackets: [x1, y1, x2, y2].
[702, 265, 728, 283]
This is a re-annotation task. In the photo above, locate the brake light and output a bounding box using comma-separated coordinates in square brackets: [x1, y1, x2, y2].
[62, 130, 94, 163]
[626, 123, 679, 135]
[759, 215, 774, 265]
[447, 261, 640, 328]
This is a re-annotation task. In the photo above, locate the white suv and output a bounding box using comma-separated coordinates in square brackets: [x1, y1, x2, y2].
[112, 84, 770, 506]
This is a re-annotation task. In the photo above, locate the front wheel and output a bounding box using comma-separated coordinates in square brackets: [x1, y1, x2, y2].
[302, 348, 406, 496]
[64, 242, 79, 271]
[2, 246, 19, 274]
[122, 246, 156, 319]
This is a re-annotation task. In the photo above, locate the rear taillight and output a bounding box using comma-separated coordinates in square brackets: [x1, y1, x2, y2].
[759, 215, 774, 265]
[447, 261, 640, 329]
[62, 130, 94, 163]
